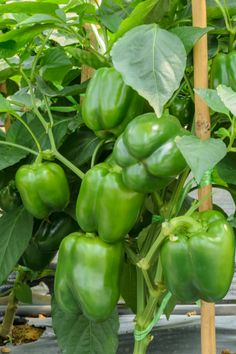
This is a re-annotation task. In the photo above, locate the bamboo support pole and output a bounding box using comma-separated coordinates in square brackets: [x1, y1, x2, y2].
[192, 1, 216, 354]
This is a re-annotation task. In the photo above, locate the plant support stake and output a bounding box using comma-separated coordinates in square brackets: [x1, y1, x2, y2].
[192, 1, 216, 354]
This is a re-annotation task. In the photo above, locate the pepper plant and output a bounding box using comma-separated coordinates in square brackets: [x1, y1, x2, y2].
[0, 1, 235, 354]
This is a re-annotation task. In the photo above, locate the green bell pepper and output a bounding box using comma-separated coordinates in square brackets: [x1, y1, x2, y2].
[20, 213, 78, 271]
[210, 52, 236, 91]
[160, 210, 235, 303]
[113, 112, 188, 193]
[82, 67, 144, 138]
[54, 232, 123, 321]
[15, 162, 70, 219]
[76, 162, 145, 243]
[169, 95, 194, 126]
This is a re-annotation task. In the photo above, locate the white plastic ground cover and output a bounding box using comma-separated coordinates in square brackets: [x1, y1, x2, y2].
[4, 315, 236, 354]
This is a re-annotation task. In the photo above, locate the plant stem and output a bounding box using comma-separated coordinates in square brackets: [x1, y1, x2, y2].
[166, 168, 190, 218]
[30, 30, 53, 82]
[133, 335, 151, 354]
[125, 244, 139, 264]
[184, 73, 194, 102]
[136, 268, 145, 317]
[137, 230, 166, 270]
[11, 111, 41, 152]
[0, 140, 38, 156]
[142, 270, 155, 295]
[151, 192, 163, 213]
[0, 292, 18, 338]
[54, 150, 85, 179]
[214, 0, 232, 33]
[21, 70, 85, 179]
[20, 70, 49, 131]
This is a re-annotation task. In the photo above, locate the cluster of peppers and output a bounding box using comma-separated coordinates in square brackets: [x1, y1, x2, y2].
[11, 66, 235, 322]
[54, 67, 193, 321]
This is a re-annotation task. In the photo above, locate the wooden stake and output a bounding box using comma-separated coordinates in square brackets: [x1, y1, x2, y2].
[192, 1, 216, 354]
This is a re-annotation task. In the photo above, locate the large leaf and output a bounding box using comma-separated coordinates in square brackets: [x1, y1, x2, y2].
[52, 296, 119, 354]
[217, 85, 236, 116]
[171, 26, 213, 55]
[176, 136, 227, 184]
[0, 207, 33, 284]
[111, 24, 186, 117]
[111, 0, 169, 44]
[194, 88, 229, 116]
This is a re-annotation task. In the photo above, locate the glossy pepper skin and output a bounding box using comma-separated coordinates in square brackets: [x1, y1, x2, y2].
[169, 96, 194, 126]
[76, 163, 145, 243]
[54, 232, 123, 321]
[113, 112, 188, 193]
[15, 162, 70, 219]
[82, 67, 144, 138]
[210, 52, 236, 91]
[160, 210, 235, 303]
[20, 213, 78, 271]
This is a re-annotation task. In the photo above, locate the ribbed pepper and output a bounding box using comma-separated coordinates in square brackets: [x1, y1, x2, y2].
[82, 67, 144, 137]
[15, 162, 70, 219]
[76, 162, 145, 243]
[54, 232, 123, 321]
[113, 112, 188, 193]
[210, 52, 236, 91]
[160, 211, 235, 303]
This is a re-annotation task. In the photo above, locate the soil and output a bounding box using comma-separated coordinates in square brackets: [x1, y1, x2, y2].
[0, 323, 45, 348]
[221, 350, 236, 354]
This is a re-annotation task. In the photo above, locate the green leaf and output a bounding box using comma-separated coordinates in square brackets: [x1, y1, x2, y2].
[36, 76, 88, 97]
[0, 143, 28, 170]
[171, 26, 213, 55]
[40, 47, 72, 83]
[111, 0, 169, 45]
[17, 14, 64, 27]
[217, 153, 236, 186]
[6, 112, 70, 151]
[164, 294, 178, 320]
[52, 296, 119, 354]
[217, 85, 236, 116]
[0, 2, 59, 15]
[194, 88, 229, 116]
[111, 24, 186, 117]
[0, 94, 12, 113]
[60, 129, 100, 167]
[0, 67, 18, 82]
[67, 47, 110, 70]
[176, 136, 227, 184]
[0, 207, 33, 284]
[120, 260, 137, 314]
[0, 24, 54, 58]
[15, 283, 32, 304]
